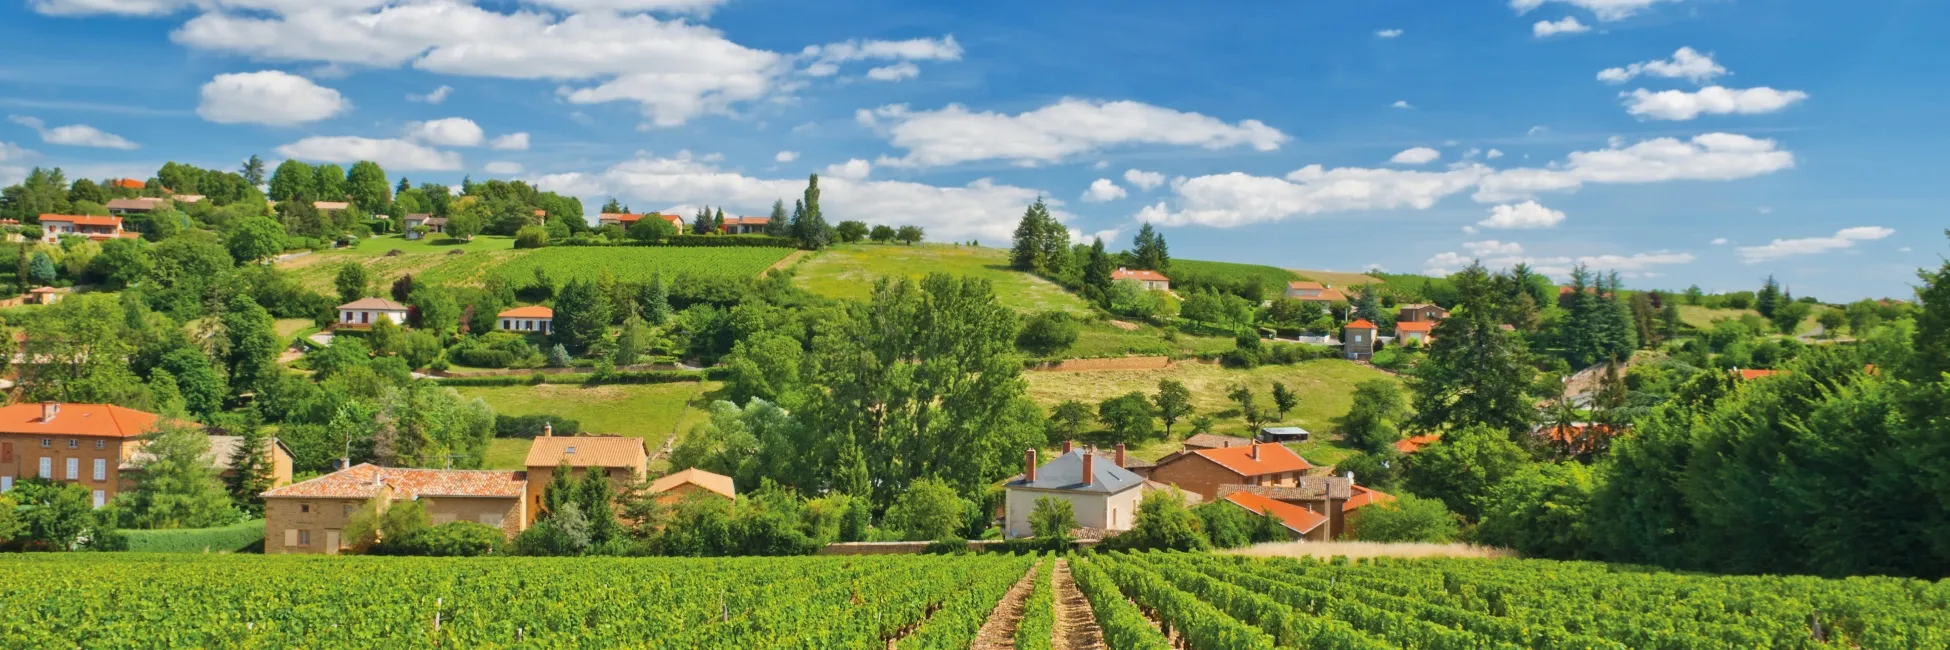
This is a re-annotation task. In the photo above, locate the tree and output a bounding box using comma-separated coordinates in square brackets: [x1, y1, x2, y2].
[239, 154, 267, 187]
[1130, 222, 1170, 272]
[550, 278, 610, 353]
[1269, 382, 1297, 421]
[1105, 488, 1206, 551]
[1346, 493, 1460, 542]
[445, 200, 486, 241]
[1016, 310, 1080, 356]
[514, 225, 548, 249]
[1153, 379, 1192, 437]
[88, 237, 152, 289]
[1771, 298, 1811, 335]
[267, 160, 314, 202]
[313, 163, 346, 200]
[637, 271, 671, 325]
[1226, 384, 1257, 423]
[894, 225, 924, 245]
[613, 316, 646, 366]
[546, 343, 571, 367]
[1474, 462, 1596, 558]
[628, 215, 677, 242]
[835, 220, 868, 243]
[1336, 379, 1408, 454]
[763, 199, 790, 237]
[792, 174, 833, 249]
[222, 294, 281, 397]
[68, 178, 106, 205]
[157, 348, 227, 420]
[884, 477, 967, 541]
[1096, 392, 1157, 444]
[1011, 198, 1054, 271]
[869, 224, 896, 243]
[691, 207, 714, 235]
[334, 262, 370, 304]
[227, 216, 286, 264]
[1403, 424, 1528, 520]
[1408, 262, 1534, 439]
[26, 251, 56, 286]
[1755, 274, 1781, 318]
[1082, 239, 1112, 295]
[224, 409, 276, 516]
[1029, 496, 1078, 540]
[713, 207, 726, 233]
[345, 161, 392, 213]
[1048, 400, 1093, 443]
[126, 420, 237, 529]
[1816, 308, 1846, 336]
[600, 197, 625, 214]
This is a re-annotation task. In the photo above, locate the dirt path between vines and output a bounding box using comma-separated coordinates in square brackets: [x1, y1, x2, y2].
[970, 563, 1040, 650]
[1052, 560, 1107, 650]
[764, 250, 808, 275]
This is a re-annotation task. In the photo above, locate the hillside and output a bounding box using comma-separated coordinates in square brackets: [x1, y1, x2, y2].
[793, 243, 1089, 313]
[466, 381, 719, 469]
[279, 235, 791, 291]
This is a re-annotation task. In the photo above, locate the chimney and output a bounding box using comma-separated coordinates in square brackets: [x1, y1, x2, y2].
[40, 401, 58, 422]
[1024, 449, 1037, 482]
[1115, 443, 1126, 468]
[1250, 443, 1261, 460]
[543, 421, 553, 437]
[1346, 470, 1356, 485]
[1082, 450, 1095, 486]
[1061, 440, 1073, 453]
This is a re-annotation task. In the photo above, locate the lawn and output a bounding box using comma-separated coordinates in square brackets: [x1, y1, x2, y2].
[1023, 359, 1397, 468]
[793, 243, 1091, 314]
[1066, 320, 1236, 359]
[463, 381, 720, 470]
[488, 247, 792, 286]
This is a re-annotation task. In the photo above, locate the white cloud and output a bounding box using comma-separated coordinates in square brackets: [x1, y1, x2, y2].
[196, 70, 348, 126]
[864, 98, 1288, 168]
[1598, 47, 1727, 84]
[1486, 148, 1505, 159]
[276, 136, 462, 171]
[1711, 237, 1728, 245]
[1082, 178, 1128, 203]
[1391, 100, 1413, 109]
[1527, 126, 1548, 136]
[1510, 0, 1685, 22]
[489, 132, 530, 151]
[1622, 86, 1809, 121]
[406, 117, 485, 147]
[1123, 169, 1165, 191]
[1428, 239, 1694, 278]
[483, 161, 524, 175]
[1466, 240, 1525, 257]
[1736, 226, 1894, 263]
[774, 150, 798, 163]
[865, 62, 919, 82]
[523, 0, 728, 14]
[1136, 133, 1794, 227]
[8, 115, 138, 150]
[524, 151, 1060, 242]
[1899, 247, 1913, 253]
[821, 158, 872, 180]
[0, 141, 32, 186]
[1478, 201, 1566, 229]
[1532, 16, 1591, 37]
[1067, 227, 1120, 245]
[1390, 147, 1440, 165]
[408, 85, 453, 104]
[1376, 28, 1403, 38]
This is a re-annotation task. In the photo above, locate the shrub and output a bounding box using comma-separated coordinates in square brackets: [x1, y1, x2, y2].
[513, 225, 549, 249]
[1017, 311, 1081, 356]
[122, 520, 265, 553]
[493, 414, 583, 438]
[378, 521, 505, 557]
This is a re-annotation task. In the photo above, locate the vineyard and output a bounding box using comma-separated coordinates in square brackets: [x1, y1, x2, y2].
[5, 552, 1947, 648]
[487, 246, 793, 285]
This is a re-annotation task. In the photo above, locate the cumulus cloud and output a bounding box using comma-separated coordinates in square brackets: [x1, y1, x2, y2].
[1426, 239, 1694, 278]
[1486, 149, 1505, 159]
[1622, 86, 1809, 121]
[1510, 0, 1686, 22]
[406, 117, 485, 147]
[1478, 201, 1566, 229]
[523, 0, 728, 14]
[489, 132, 530, 151]
[1123, 169, 1165, 191]
[865, 62, 920, 82]
[801, 35, 961, 81]
[1736, 226, 1894, 263]
[276, 136, 462, 171]
[7, 115, 139, 150]
[1391, 100, 1413, 109]
[1135, 132, 1793, 227]
[1082, 178, 1127, 203]
[822, 158, 872, 180]
[1532, 17, 1590, 37]
[523, 152, 1062, 242]
[774, 150, 798, 163]
[1598, 47, 1726, 84]
[1710, 237, 1728, 245]
[862, 98, 1288, 168]
[1390, 147, 1440, 165]
[197, 70, 348, 126]
[1376, 28, 1403, 38]
[483, 161, 524, 175]
[408, 85, 453, 104]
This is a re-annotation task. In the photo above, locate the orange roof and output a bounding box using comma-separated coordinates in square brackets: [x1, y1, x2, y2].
[1289, 281, 1326, 290]
[1112, 268, 1170, 282]
[1346, 319, 1377, 330]
[1735, 368, 1782, 380]
[110, 178, 145, 189]
[262, 464, 524, 500]
[649, 467, 736, 499]
[1394, 321, 1434, 333]
[1394, 434, 1440, 454]
[525, 436, 648, 471]
[1191, 442, 1311, 477]
[600, 213, 646, 223]
[39, 214, 123, 227]
[1223, 492, 1326, 534]
[0, 403, 168, 438]
[1344, 485, 1395, 512]
[498, 305, 554, 319]
[339, 297, 408, 311]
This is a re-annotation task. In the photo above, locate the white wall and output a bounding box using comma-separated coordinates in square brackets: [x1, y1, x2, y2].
[1003, 486, 1143, 539]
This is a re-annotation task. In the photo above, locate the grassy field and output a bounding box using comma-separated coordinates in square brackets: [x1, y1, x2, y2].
[463, 381, 720, 470]
[280, 239, 790, 292]
[488, 247, 792, 286]
[1170, 259, 1300, 296]
[1067, 320, 1236, 359]
[793, 244, 1091, 314]
[1024, 359, 1396, 467]
[1676, 304, 1825, 335]
[1289, 268, 1381, 287]
[360, 234, 518, 255]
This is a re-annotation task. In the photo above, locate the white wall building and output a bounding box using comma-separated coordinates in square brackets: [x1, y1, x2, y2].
[1003, 447, 1145, 539]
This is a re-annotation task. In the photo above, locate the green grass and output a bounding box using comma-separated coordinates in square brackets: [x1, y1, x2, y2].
[794, 244, 1091, 314]
[1023, 359, 1396, 467]
[460, 381, 719, 470]
[123, 521, 265, 553]
[1170, 259, 1302, 295]
[1066, 320, 1236, 359]
[1676, 304, 1825, 335]
[1288, 268, 1381, 287]
[489, 247, 792, 286]
[352, 234, 518, 256]
[280, 240, 790, 293]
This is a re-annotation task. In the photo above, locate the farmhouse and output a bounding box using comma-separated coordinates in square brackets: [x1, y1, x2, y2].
[1396, 303, 1449, 322]
[1343, 319, 1377, 360]
[1215, 476, 1379, 541]
[0, 402, 172, 507]
[524, 434, 649, 524]
[1003, 445, 1145, 539]
[38, 214, 131, 242]
[1111, 268, 1171, 291]
[401, 214, 447, 237]
[1394, 320, 1434, 345]
[1181, 433, 1254, 451]
[497, 305, 553, 334]
[1146, 441, 1312, 502]
[336, 298, 409, 328]
[261, 464, 528, 555]
[648, 467, 737, 506]
[104, 198, 165, 216]
[598, 213, 683, 230]
[1286, 281, 1348, 304]
[27, 287, 61, 305]
[720, 216, 771, 235]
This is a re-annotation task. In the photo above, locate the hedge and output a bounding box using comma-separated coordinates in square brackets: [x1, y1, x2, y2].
[436, 369, 713, 387]
[558, 235, 801, 249]
[123, 520, 266, 553]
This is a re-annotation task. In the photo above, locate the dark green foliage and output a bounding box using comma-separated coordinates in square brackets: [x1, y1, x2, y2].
[1408, 263, 1533, 439]
[1016, 310, 1080, 356]
[1100, 488, 1207, 551]
[1130, 222, 1170, 272]
[123, 520, 265, 553]
[1096, 391, 1157, 444]
[1192, 500, 1289, 548]
[1345, 493, 1460, 542]
[1336, 379, 1407, 455]
[834, 220, 868, 243]
[1402, 424, 1527, 520]
[1474, 462, 1595, 557]
[550, 278, 610, 353]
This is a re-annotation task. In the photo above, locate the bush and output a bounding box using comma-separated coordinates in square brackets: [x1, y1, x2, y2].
[1346, 493, 1461, 543]
[1017, 311, 1081, 356]
[923, 537, 971, 555]
[377, 521, 505, 557]
[122, 520, 265, 553]
[493, 414, 583, 438]
[513, 225, 548, 249]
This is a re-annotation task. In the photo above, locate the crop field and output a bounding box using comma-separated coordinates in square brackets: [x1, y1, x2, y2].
[488, 247, 792, 286]
[1288, 268, 1382, 288]
[8, 553, 1942, 649]
[1171, 259, 1302, 296]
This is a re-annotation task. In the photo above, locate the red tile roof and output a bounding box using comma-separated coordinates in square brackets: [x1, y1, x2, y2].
[1191, 442, 1311, 477]
[1344, 485, 1394, 512]
[261, 464, 525, 500]
[1395, 321, 1434, 333]
[338, 297, 408, 311]
[110, 178, 145, 189]
[649, 467, 736, 499]
[1346, 319, 1377, 330]
[38, 214, 123, 227]
[1112, 268, 1170, 282]
[498, 305, 554, 319]
[0, 403, 169, 438]
[525, 436, 648, 470]
[1394, 434, 1441, 454]
[1224, 492, 1326, 534]
[1735, 368, 1782, 380]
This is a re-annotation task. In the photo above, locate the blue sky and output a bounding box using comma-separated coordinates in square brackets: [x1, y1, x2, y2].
[1, 0, 1943, 300]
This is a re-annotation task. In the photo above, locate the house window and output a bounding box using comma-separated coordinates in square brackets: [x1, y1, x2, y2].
[300, 503, 311, 513]
[95, 440, 104, 450]
[298, 530, 312, 546]
[284, 529, 299, 547]
[92, 490, 105, 509]
[480, 513, 504, 527]
[38, 457, 52, 478]
[501, 319, 510, 330]
[41, 439, 51, 448]
[344, 504, 355, 517]
[1, 476, 12, 492]
[67, 439, 78, 449]
[93, 459, 106, 482]
[66, 458, 79, 480]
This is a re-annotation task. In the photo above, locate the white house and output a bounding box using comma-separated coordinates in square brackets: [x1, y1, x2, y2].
[38, 214, 131, 242]
[497, 305, 553, 334]
[1110, 268, 1171, 292]
[337, 298, 409, 328]
[1003, 446, 1145, 539]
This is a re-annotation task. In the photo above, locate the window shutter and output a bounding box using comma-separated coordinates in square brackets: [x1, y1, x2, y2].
[284, 529, 299, 547]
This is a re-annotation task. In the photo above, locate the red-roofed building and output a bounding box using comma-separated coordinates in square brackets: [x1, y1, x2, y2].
[496, 305, 553, 333]
[1343, 485, 1394, 513]
[1734, 368, 1783, 380]
[262, 464, 529, 554]
[109, 178, 145, 190]
[1344, 319, 1377, 360]
[1111, 267, 1171, 291]
[719, 215, 771, 235]
[598, 213, 683, 231]
[1394, 320, 1434, 345]
[1147, 442, 1312, 501]
[1223, 491, 1328, 539]
[1215, 478, 1358, 541]
[38, 214, 130, 242]
[0, 402, 179, 507]
[1394, 434, 1441, 455]
[1286, 281, 1348, 304]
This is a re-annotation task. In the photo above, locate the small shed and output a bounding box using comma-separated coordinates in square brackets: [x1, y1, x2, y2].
[1258, 426, 1311, 443]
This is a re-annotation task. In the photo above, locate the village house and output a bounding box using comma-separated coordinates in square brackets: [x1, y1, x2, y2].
[1396, 303, 1449, 322]
[0, 402, 172, 507]
[1146, 441, 1313, 502]
[1286, 281, 1348, 304]
[648, 468, 737, 506]
[1394, 434, 1441, 455]
[104, 198, 166, 216]
[597, 213, 683, 231]
[38, 214, 132, 242]
[27, 287, 62, 305]
[719, 216, 771, 235]
[1181, 434, 1255, 451]
[336, 298, 409, 328]
[1003, 445, 1145, 539]
[497, 305, 553, 334]
[124, 435, 295, 490]
[1216, 476, 1390, 541]
[523, 434, 649, 525]
[108, 178, 145, 191]
[261, 464, 528, 555]
[1343, 319, 1377, 360]
[1111, 268, 1171, 291]
[1257, 426, 1311, 443]
[1394, 320, 1434, 345]
[401, 214, 447, 238]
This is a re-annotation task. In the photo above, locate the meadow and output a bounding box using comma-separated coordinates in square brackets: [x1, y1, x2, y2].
[793, 243, 1091, 314]
[486, 246, 792, 286]
[278, 237, 790, 292]
[461, 381, 719, 470]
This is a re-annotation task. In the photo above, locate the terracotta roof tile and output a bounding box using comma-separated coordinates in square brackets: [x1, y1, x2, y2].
[649, 467, 736, 499]
[498, 305, 554, 319]
[338, 297, 409, 311]
[1112, 268, 1170, 282]
[39, 214, 124, 227]
[1395, 321, 1434, 333]
[1394, 434, 1441, 454]
[1181, 433, 1254, 450]
[1344, 485, 1394, 512]
[524, 436, 647, 471]
[1189, 442, 1311, 477]
[262, 464, 524, 499]
[1346, 319, 1378, 330]
[1224, 492, 1326, 534]
[0, 402, 167, 438]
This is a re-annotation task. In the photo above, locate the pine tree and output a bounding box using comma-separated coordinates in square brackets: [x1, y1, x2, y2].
[1010, 199, 1047, 271]
[798, 174, 832, 249]
[600, 197, 624, 214]
[637, 270, 670, 326]
[764, 199, 789, 237]
[692, 207, 713, 235]
[127, 420, 236, 529]
[1083, 238, 1112, 295]
[224, 408, 276, 517]
[1756, 274, 1781, 318]
[1131, 222, 1171, 272]
[713, 207, 725, 233]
